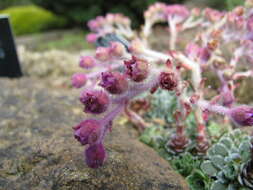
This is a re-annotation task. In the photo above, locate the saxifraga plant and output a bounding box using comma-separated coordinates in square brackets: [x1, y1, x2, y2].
[71, 1, 253, 170]
[201, 129, 253, 189]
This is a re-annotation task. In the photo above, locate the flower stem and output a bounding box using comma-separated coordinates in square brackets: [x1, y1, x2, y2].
[197, 100, 229, 115]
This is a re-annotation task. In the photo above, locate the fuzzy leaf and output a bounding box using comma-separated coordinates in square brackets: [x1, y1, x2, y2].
[217, 171, 228, 184]
[201, 160, 218, 176]
[210, 155, 225, 169]
[224, 153, 241, 163]
[207, 147, 216, 157]
[228, 184, 240, 190]
[223, 164, 238, 180]
[219, 137, 233, 149]
[213, 143, 229, 157]
[207, 122, 225, 138]
[145, 89, 177, 123]
[239, 141, 252, 162]
[210, 180, 227, 190]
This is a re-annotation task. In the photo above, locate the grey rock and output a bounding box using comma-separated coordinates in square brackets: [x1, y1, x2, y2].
[0, 78, 189, 190]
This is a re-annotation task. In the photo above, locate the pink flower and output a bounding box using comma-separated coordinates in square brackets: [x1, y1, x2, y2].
[144, 3, 167, 19]
[86, 33, 98, 44]
[204, 8, 225, 22]
[79, 56, 96, 69]
[95, 47, 111, 61]
[99, 71, 128, 94]
[124, 56, 149, 82]
[80, 90, 110, 114]
[229, 105, 253, 126]
[129, 39, 144, 54]
[109, 42, 125, 57]
[185, 43, 201, 60]
[85, 143, 106, 168]
[71, 73, 87, 88]
[165, 5, 189, 22]
[87, 20, 99, 31]
[73, 119, 101, 145]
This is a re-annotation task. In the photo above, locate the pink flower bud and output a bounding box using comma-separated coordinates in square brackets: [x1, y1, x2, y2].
[109, 42, 125, 57]
[71, 73, 87, 88]
[99, 71, 128, 94]
[159, 72, 178, 91]
[105, 13, 115, 23]
[96, 16, 105, 25]
[144, 10, 152, 19]
[79, 56, 96, 69]
[95, 47, 111, 61]
[80, 90, 109, 114]
[86, 33, 98, 44]
[73, 119, 101, 145]
[122, 17, 130, 26]
[228, 13, 244, 29]
[85, 143, 106, 168]
[185, 43, 201, 60]
[87, 20, 99, 31]
[124, 57, 149, 82]
[204, 8, 225, 22]
[165, 5, 189, 22]
[192, 8, 200, 17]
[129, 39, 144, 54]
[233, 6, 244, 18]
[229, 105, 253, 126]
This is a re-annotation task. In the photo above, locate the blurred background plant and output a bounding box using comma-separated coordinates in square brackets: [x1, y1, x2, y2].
[0, 5, 66, 35]
[0, 0, 245, 36]
[0, 0, 31, 9]
[30, 0, 185, 27]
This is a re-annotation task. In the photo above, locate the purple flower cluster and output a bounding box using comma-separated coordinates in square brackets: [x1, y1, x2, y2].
[71, 2, 253, 168]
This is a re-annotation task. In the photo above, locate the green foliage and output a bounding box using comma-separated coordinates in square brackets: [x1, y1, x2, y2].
[170, 152, 201, 177]
[145, 89, 178, 124]
[207, 122, 228, 142]
[30, 0, 185, 27]
[140, 106, 252, 190]
[138, 79, 252, 190]
[0, 5, 67, 35]
[206, 0, 244, 10]
[0, 0, 31, 10]
[139, 125, 210, 190]
[139, 125, 165, 151]
[186, 169, 210, 190]
[200, 129, 252, 189]
[226, 0, 245, 10]
[206, 0, 227, 10]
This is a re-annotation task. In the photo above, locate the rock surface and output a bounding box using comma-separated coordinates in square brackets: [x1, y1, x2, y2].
[0, 78, 189, 190]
